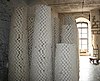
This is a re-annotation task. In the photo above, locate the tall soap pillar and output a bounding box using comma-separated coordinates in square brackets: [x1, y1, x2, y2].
[62, 16, 79, 81]
[55, 44, 76, 81]
[61, 16, 79, 76]
[8, 5, 29, 81]
[30, 5, 52, 81]
[90, 9, 100, 57]
[55, 15, 79, 81]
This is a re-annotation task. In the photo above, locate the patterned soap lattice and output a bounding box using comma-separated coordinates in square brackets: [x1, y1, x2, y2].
[30, 5, 52, 81]
[53, 17, 60, 44]
[61, 15, 79, 70]
[73, 19, 79, 80]
[51, 17, 60, 80]
[55, 44, 78, 81]
[27, 6, 35, 69]
[59, 15, 79, 80]
[64, 16, 75, 25]
[61, 25, 75, 44]
[61, 16, 77, 44]
[8, 5, 29, 81]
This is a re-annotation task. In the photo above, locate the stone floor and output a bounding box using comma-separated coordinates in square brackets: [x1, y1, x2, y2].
[79, 56, 100, 81]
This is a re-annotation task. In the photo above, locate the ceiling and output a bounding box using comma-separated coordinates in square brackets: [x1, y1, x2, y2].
[22, 0, 100, 13]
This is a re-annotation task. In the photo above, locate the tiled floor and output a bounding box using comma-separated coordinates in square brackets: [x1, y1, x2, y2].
[79, 56, 100, 81]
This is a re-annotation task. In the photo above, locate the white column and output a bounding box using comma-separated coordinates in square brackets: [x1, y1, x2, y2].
[30, 5, 52, 81]
[8, 5, 29, 81]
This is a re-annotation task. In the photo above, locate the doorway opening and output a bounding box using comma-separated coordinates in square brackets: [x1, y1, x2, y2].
[76, 17, 93, 81]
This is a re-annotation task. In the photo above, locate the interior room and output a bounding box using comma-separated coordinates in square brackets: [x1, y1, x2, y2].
[1, 0, 100, 81]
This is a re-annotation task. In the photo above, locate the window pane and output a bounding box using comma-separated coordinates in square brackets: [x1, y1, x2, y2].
[77, 23, 81, 27]
[78, 29, 81, 34]
[79, 34, 81, 38]
[82, 45, 87, 49]
[77, 22, 88, 50]
[82, 23, 87, 27]
[82, 34, 87, 38]
[79, 40, 81, 45]
[82, 29, 87, 33]
[82, 40, 87, 44]
[79, 45, 81, 49]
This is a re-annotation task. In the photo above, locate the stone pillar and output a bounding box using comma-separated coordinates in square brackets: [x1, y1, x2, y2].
[55, 44, 77, 81]
[30, 5, 52, 81]
[8, 5, 29, 81]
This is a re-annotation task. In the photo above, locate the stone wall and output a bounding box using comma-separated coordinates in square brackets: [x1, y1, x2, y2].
[90, 9, 100, 57]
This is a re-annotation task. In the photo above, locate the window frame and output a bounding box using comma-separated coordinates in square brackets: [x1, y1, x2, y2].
[77, 22, 88, 52]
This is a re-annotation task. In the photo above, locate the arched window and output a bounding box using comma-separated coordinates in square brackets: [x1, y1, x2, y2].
[77, 22, 88, 53]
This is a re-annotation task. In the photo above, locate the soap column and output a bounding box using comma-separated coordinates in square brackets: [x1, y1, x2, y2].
[8, 5, 29, 81]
